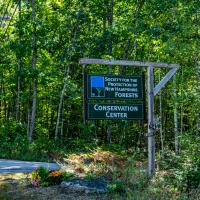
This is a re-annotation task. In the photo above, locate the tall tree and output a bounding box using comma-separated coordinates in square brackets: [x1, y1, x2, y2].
[16, 0, 21, 122]
[194, 11, 200, 132]
[55, 5, 80, 140]
[28, 0, 37, 142]
[107, 0, 114, 144]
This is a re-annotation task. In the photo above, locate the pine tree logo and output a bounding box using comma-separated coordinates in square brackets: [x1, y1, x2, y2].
[91, 76, 105, 97]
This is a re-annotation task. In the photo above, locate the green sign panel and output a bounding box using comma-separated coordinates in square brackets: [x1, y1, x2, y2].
[87, 75, 143, 100]
[87, 103, 144, 120]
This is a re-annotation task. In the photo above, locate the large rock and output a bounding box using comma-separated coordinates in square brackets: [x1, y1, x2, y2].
[60, 178, 108, 194]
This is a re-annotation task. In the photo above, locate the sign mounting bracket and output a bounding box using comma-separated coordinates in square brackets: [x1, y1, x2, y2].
[154, 67, 179, 96]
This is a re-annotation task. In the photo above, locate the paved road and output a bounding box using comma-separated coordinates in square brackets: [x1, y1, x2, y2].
[0, 159, 60, 174]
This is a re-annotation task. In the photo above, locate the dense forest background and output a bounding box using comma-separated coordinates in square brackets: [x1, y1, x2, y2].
[0, 0, 199, 173]
[0, 0, 200, 198]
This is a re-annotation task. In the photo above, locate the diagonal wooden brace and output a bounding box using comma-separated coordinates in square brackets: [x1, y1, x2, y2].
[154, 67, 179, 96]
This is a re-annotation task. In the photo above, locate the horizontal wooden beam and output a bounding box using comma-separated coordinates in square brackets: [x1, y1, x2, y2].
[79, 58, 180, 68]
[154, 67, 179, 96]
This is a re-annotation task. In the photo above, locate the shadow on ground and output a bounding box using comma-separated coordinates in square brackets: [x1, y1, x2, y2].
[0, 174, 122, 200]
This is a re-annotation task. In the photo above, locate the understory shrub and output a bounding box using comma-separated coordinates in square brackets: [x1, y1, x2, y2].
[0, 122, 29, 159]
[0, 122, 54, 161]
[30, 167, 75, 187]
[183, 159, 200, 192]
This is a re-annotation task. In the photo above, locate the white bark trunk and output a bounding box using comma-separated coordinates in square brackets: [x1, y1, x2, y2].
[29, 81, 37, 142]
[173, 75, 178, 155]
[55, 76, 68, 140]
[195, 12, 200, 131]
[106, 0, 113, 144]
[29, 0, 37, 142]
[27, 107, 30, 138]
[16, 64, 21, 122]
[195, 48, 200, 130]
[55, 10, 80, 139]
[16, 0, 22, 122]
[159, 70, 164, 160]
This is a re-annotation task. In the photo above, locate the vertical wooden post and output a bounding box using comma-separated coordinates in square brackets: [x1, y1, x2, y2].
[147, 66, 155, 176]
[107, 66, 112, 144]
[83, 65, 87, 124]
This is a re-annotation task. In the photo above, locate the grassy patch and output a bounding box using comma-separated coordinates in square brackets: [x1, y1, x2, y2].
[60, 149, 200, 199]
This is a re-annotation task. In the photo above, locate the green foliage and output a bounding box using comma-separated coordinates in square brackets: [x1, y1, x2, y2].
[182, 160, 200, 192]
[1, 0, 199, 151]
[84, 172, 97, 180]
[0, 0, 200, 198]
[108, 180, 126, 193]
[47, 172, 63, 185]
[30, 167, 75, 187]
[37, 167, 49, 183]
[0, 122, 51, 161]
[0, 122, 29, 159]
[31, 170, 41, 180]
[62, 172, 75, 180]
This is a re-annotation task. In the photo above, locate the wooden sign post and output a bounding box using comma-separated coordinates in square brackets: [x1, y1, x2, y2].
[79, 58, 180, 176]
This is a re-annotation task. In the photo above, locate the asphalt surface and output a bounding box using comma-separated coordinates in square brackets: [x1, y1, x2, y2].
[0, 159, 60, 174]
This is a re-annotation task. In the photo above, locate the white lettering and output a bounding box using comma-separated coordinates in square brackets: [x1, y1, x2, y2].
[115, 92, 139, 98]
[106, 112, 128, 118]
[94, 104, 139, 112]
[94, 104, 98, 111]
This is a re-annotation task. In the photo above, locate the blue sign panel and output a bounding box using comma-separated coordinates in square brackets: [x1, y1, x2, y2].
[91, 76, 105, 97]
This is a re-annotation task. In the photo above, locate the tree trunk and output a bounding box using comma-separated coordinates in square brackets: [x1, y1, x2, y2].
[27, 84, 31, 139]
[55, 10, 80, 139]
[195, 12, 200, 132]
[55, 76, 68, 140]
[27, 107, 31, 139]
[29, 0, 37, 143]
[16, 64, 21, 122]
[16, 0, 21, 122]
[180, 67, 184, 152]
[0, 72, 3, 122]
[29, 82, 37, 142]
[107, 0, 114, 56]
[3, 84, 7, 121]
[106, 0, 114, 144]
[46, 95, 49, 128]
[173, 75, 178, 155]
[159, 70, 164, 160]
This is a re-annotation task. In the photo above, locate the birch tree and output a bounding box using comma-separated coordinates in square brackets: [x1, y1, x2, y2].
[16, 0, 21, 122]
[55, 8, 80, 140]
[28, 0, 37, 142]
